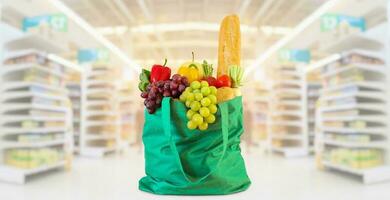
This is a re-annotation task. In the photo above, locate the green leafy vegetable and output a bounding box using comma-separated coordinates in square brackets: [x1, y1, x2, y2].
[138, 69, 151, 92]
[229, 65, 243, 88]
[202, 60, 213, 77]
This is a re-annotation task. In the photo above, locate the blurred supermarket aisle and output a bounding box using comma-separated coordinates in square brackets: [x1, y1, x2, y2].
[0, 147, 390, 200]
[1, 0, 390, 199]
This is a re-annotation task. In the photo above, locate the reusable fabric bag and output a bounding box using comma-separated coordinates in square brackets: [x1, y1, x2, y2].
[139, 96, 251, 195]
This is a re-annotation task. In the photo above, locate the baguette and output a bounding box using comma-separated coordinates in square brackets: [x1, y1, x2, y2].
[217, 15, 241, 77]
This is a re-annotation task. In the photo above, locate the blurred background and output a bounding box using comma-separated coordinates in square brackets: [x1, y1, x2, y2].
[1, 0, 390, 199]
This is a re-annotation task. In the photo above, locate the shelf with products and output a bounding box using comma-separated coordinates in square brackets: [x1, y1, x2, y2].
[306, 70, 322, 153]
[268, 64, 308, 157]
[316, 49, 390, 184]
[118, 81, 136, 149]
[0, 48, 73, 184]
[65, 69, 83, 154]
[251, 84, 270, 148]
[79, 65, 120, 158]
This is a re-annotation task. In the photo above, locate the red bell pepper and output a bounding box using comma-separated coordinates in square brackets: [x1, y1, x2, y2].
[150, 59, 171, 83]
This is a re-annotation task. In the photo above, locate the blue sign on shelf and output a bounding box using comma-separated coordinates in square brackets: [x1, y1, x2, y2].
[321, 13, 365, 32]
[22, 13, 68, 32]
[78, 48, 110, 63]
[278, 49, 311, 63]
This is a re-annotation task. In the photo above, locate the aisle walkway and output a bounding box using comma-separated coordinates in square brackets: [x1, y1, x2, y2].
[0, 148, 389, 200]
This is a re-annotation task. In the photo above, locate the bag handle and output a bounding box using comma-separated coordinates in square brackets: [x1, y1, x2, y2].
[162, 97, 229, 184]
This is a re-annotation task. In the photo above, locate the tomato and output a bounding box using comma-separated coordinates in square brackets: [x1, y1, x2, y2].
[216, 75, 231, 88]
[202, 76, 218, 87]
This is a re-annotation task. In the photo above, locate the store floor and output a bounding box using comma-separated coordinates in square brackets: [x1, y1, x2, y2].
[0, 146, 389, 200]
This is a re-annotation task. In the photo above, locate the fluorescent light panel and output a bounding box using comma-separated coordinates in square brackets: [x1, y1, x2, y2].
[245, 0, 341, 78]
[96, 22, 291, 36]
[49, 0, 140, 73]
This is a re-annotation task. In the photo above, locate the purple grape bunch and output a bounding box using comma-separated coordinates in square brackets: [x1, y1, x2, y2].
[141, 74, 189, 114]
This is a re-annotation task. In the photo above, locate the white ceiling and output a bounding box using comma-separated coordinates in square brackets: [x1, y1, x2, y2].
[9, 0, 387, 69]
[58, 0, 327, 67]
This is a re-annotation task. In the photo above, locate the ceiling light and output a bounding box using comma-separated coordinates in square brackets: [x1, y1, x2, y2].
[97, 22, 261, 35]
[244, 0, 340, 78]
[261, 26, 293, 36]
[97, 26, 128, 35]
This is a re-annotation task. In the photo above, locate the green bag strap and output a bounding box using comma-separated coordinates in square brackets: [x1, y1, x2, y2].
[162, 97, 229, 184]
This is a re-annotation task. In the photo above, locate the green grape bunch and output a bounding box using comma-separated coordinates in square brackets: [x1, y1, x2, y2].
[179, 80, 218, 131]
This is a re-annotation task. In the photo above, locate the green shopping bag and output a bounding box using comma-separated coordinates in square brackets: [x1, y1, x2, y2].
[139, 96, 251, 195]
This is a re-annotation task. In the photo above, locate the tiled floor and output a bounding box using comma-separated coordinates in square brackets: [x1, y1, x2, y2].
[0, 147, 390, 200]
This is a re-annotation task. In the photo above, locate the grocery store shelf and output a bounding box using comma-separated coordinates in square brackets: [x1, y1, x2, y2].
[273, 100, 301, 107]
[316, 49, 390, 183]
[322, 161, 390, 184]
[80, 147, 116, 158]
[253, 97, 269, 103]
[319, 33, 383, 54]
[1, 63, 64, 78]
[272, 80, 301, 86]
[270, 121, 302, 127]
[271, 111, 303, 117]
[322, 116, 387, 123]
[274, 88, 302, 95]
[86, 121, 118, 127]
[3, 34, 67, 53]
[0, 36, 72, 184]
[86, 80, 116, 86]
[269, 64, 308, 157]
[0, 116, 66, 123]
[85, 111, 117, 117]
[1, 139, 66, 149]
[0, 160, 66, 184]
[0, 91, 69, 102]
[321, 63, 386, 79]
[0, 127, 67, 136]
[270, 146, 309, 158]
[321, 103, 385, 112]
[321, 127, 386, 136]
[0, 103, 69, 113]
[271, 134, 303, 140]
[0, 82, 68, 94]
[86, 88, 114, 95]
[80, 66, 120, 158]
[86, 100, 110, 107]
[321, 82, 386, 94]
[321, 139, 387, 149]
[84, 134, 116, 141]
[320, 91, 387, 102]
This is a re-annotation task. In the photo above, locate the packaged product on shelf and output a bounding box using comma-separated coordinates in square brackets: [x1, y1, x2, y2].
[325, 148, 383, 169]
[32, 97, 64, 106]
[341, 52, 384, 65]
[4, 148, 64, 169]
[324, 97, 357, 106]
[322, 109, 359, 117]
[18, 120, 64, 128]
[324, 133, 371, 142]
[323, 121, 366, 129]
[4, 50, 47, 65]
[29, 109, 66, 117]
